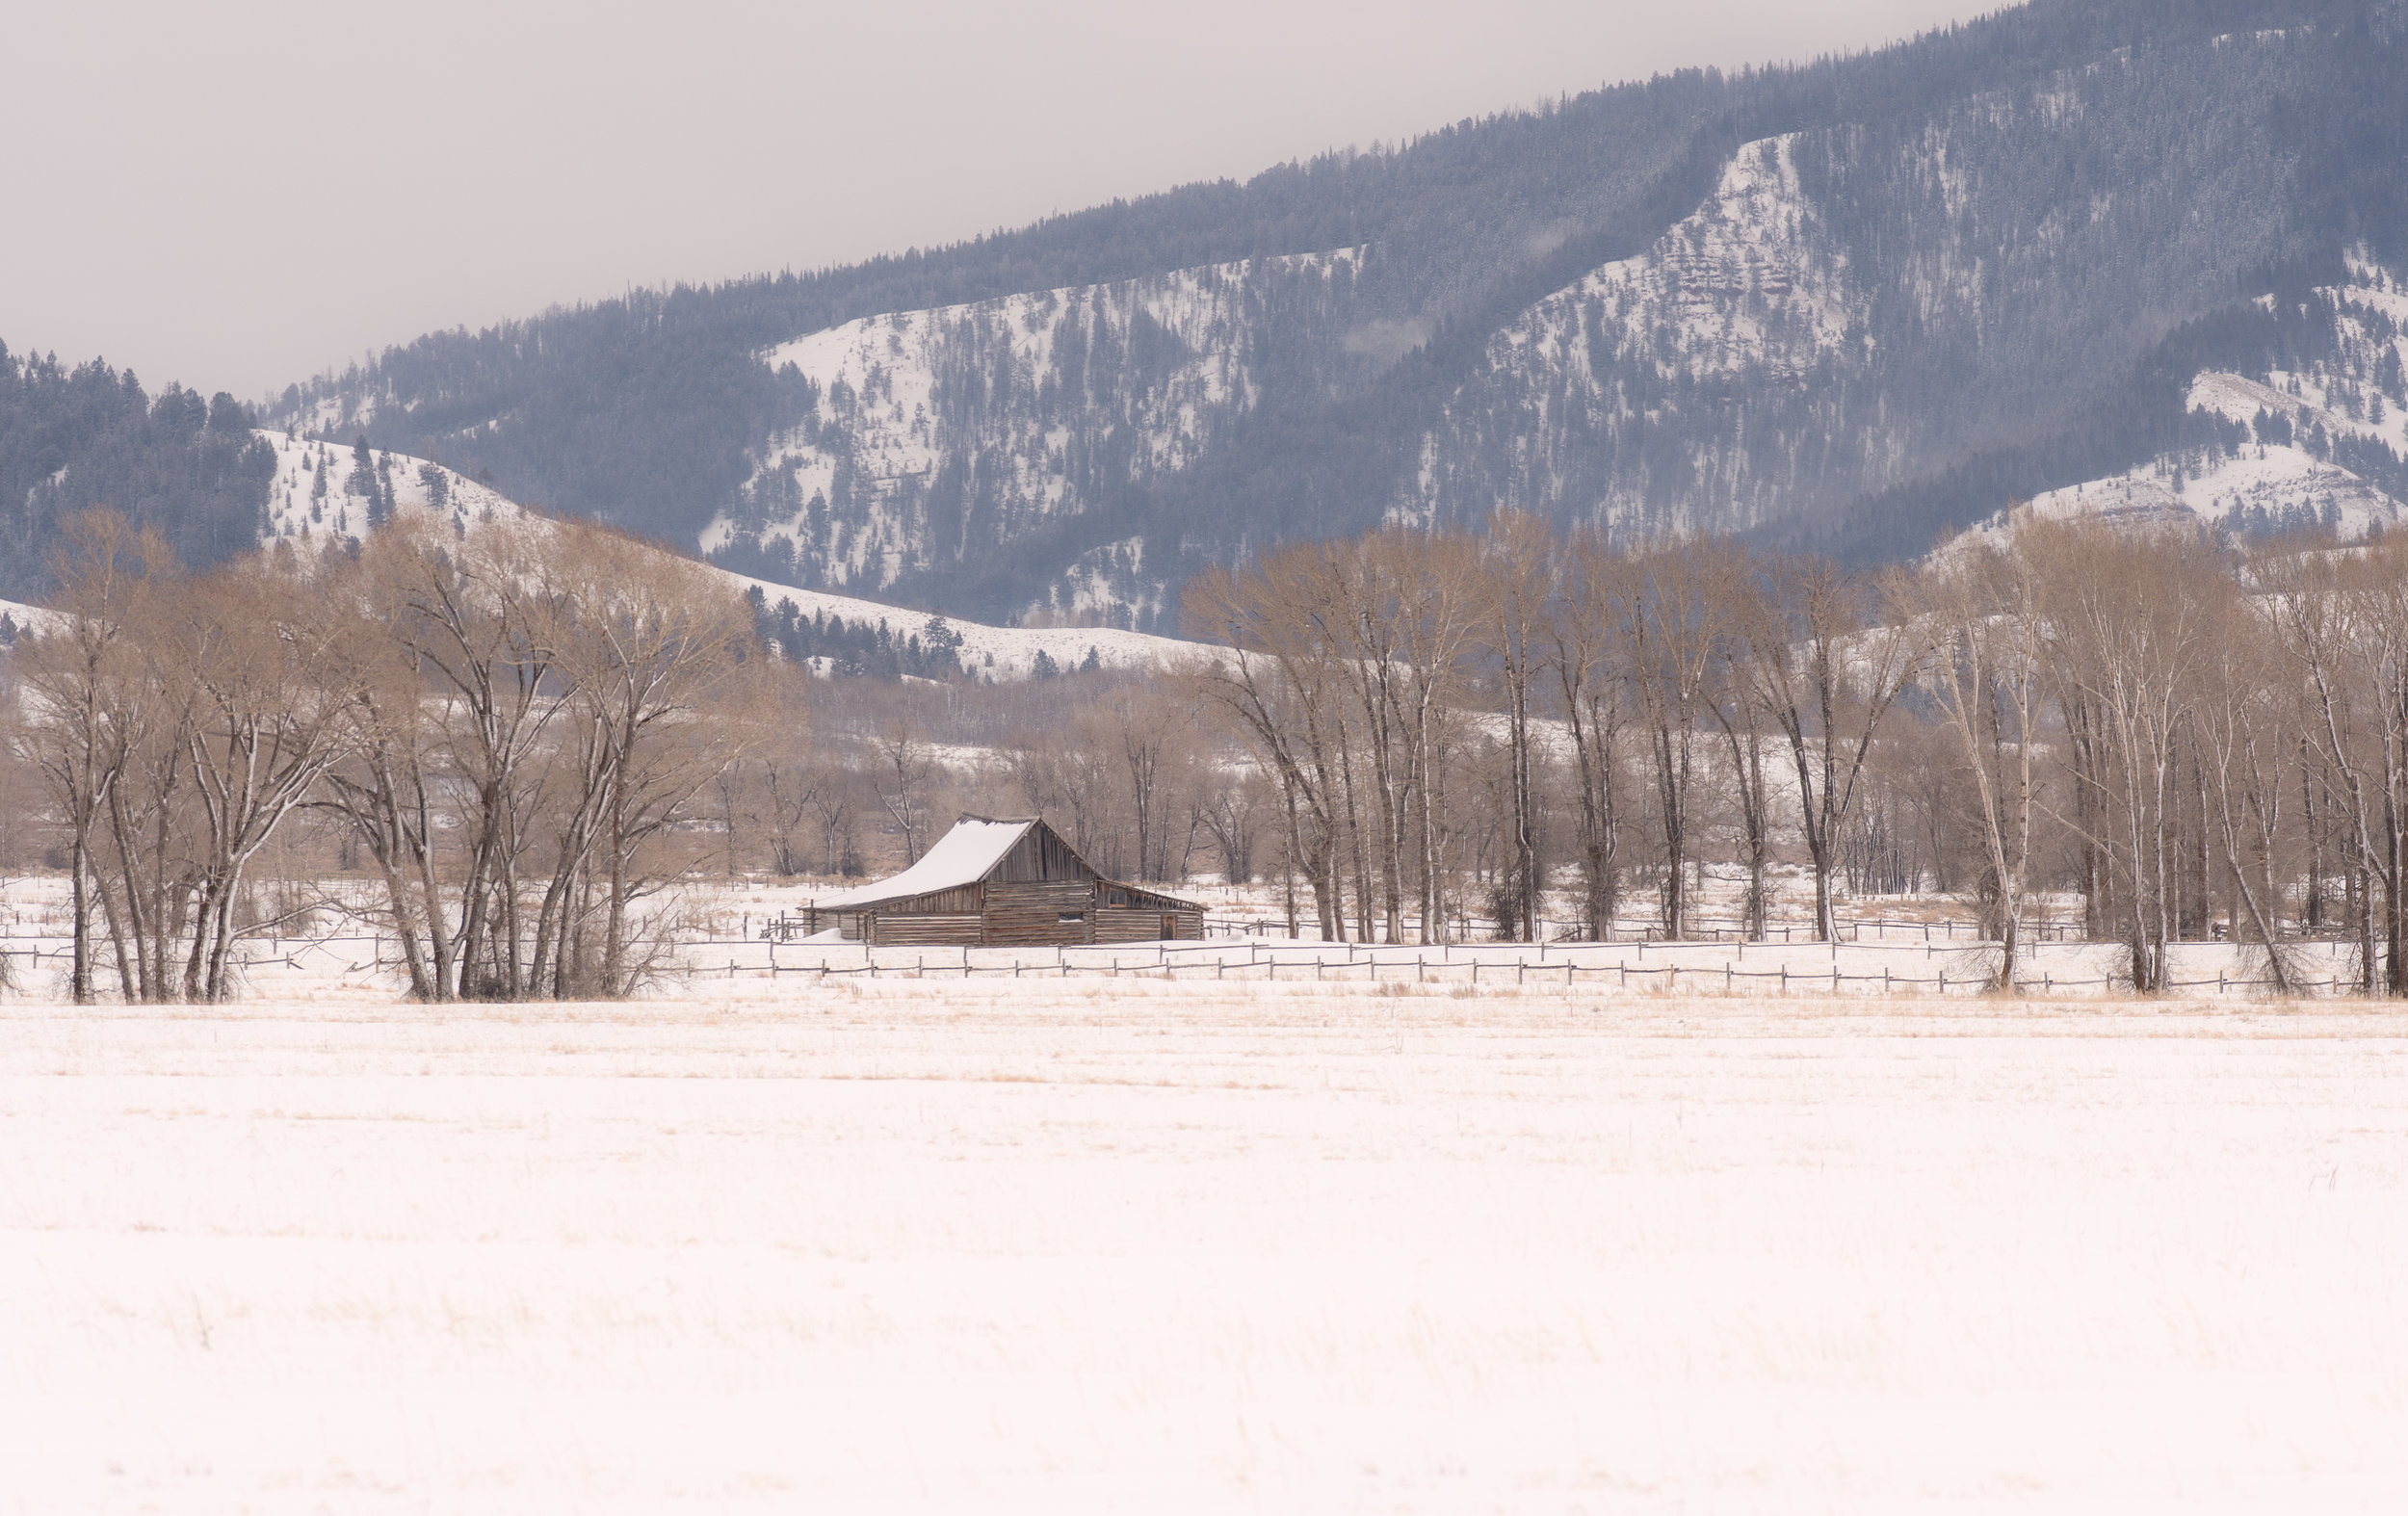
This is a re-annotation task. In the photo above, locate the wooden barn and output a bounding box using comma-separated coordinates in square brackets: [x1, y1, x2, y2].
[805, 816, 1204, 947]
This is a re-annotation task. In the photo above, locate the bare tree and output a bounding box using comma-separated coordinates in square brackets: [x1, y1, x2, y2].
[2188, 571, 2302, 992]
[1476, 510, 1557, 941]
[873, 718, 937, 865]
[13, 511, 170, 1001]
[165, 559, 354, 1001]
[1378, 528, 1483, 942]
[1185, 548, 1355, 938]
[527, 526, 764, 997]
[1609, 538, 1731, 940]
[1549, 530, 1630, 940]
[1903, 536, 2042, 989]
[2027, 519, 2216, 992]
[1729, 552, 1917, 941]
[2264, 536, 2408, 994]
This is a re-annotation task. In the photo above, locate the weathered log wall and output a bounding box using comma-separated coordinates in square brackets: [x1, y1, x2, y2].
[869, 914, 984, 947]
[982, 881, 1098, 946]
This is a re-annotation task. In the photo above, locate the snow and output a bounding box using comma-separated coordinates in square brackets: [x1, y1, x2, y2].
[2011, 441, 2398, 542]
[725, 248, 1363, 614]
[804, 815, 1034, 910]
[5, 980, 2404, 1511]
[1554, 133, 1857, 385]
[1400, 134, 1862, 533]
[714, 561, 1207, 681]
[0, 594, 57, 637]
[1978, 252, 2408, 544]
[248, 429, 1206, 681]
[252, 429, 525, 548]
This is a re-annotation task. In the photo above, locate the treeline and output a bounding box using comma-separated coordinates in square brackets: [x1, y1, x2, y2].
[0, 343, 274, 599]
[748, 590, 970, 680]
[17, 502, 2408, 1003]
[7, 510, 765, 1004]
[1173, 510, 2408, 995]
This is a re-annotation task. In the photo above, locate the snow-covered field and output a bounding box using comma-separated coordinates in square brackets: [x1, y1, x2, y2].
[5, 980, 2404, 1512]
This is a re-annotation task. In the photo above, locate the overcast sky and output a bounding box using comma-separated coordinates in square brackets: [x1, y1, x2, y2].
[2, 0, 1997, 401]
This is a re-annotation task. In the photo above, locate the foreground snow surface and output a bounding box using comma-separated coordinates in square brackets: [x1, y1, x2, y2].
[5, 983, 2405, 1513]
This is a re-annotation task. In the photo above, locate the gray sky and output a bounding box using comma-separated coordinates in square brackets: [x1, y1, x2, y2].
[2, 0, 1997, 402]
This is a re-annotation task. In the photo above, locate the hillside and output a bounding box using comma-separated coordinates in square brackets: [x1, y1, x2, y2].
[10, 0, 2406, 620]
[0, 345, 270, 600]
[253, 431, 1198, 680]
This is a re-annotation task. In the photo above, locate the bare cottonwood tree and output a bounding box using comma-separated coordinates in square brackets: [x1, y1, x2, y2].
[1185, 547, 1355, 938]
[1476, 510, 1557, 942]
[872, 718, 938, 866]
[13, 511, 170, 1001]
[2187, 570, 2302, 991]
[2027, 520, 2218, 992]
[1729, 552, 1917, 941]
[1549, 530, 1631, 940]
[527, 526, 764, 997]
[164, 559, 354, 1001]
[1610, 538, 1731, 940]
[1904, 536, 2042, 989]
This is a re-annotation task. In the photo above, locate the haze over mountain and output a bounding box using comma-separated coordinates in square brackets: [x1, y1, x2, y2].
[9, 0, 2407, 631]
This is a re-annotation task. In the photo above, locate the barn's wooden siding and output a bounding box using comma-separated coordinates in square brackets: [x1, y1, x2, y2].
[870, 913, 984, 947]
[989, 825, 1099, 885]
[879, 885, 984, 915]
[1093, 909, 1162, 944]
[983, 880, 1098, 945]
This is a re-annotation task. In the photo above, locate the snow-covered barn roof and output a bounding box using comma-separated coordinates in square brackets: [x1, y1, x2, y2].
[808, 817, 1037, 912]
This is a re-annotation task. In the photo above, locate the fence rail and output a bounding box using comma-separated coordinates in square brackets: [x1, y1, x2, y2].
[0, 927, 2380, 1001]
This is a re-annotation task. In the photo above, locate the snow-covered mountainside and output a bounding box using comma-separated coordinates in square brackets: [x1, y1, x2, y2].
[255, 431, 1199, 680]
[1976, 253, 2408, 542]
[708, 249, 1367, 623]
[249, 2, 2408, 618]
[1400, 135, 1866, 535]
[256, 431, 523, 546]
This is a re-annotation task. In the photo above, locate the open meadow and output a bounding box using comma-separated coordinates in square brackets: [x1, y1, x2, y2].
[4, 977, 2406, 1513]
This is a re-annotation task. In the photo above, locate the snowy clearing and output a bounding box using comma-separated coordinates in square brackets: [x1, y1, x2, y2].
[4, 981, 2404, 1512]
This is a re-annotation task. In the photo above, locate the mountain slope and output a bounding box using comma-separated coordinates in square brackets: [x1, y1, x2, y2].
[265, 0, 2408, 625]
[1964, 252, 2408, 543]
[252, 431, 1198, 679]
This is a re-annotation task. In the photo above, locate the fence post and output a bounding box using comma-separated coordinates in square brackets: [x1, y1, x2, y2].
[1725, 963, 1732, 993]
